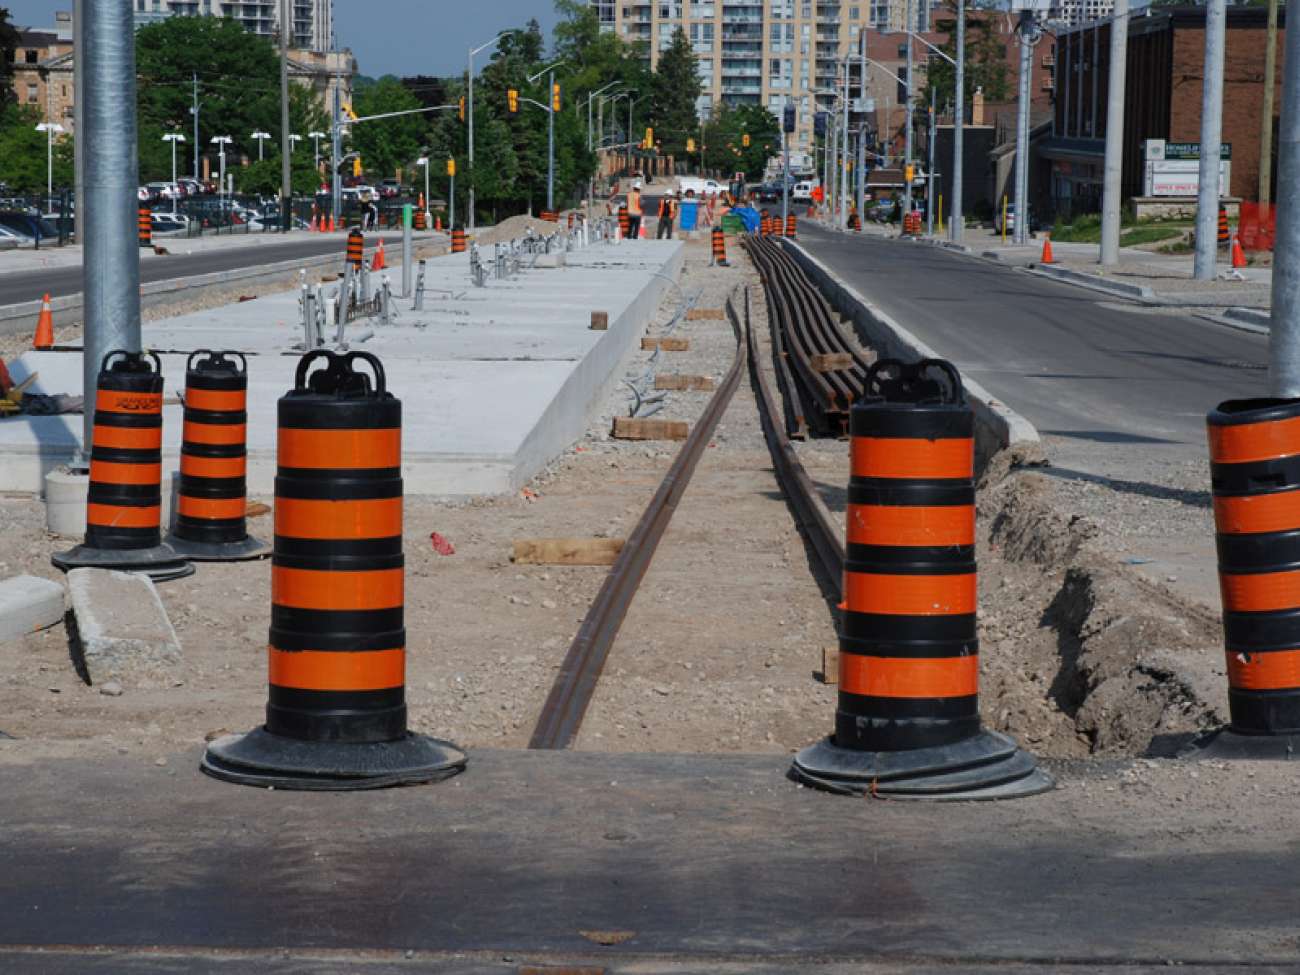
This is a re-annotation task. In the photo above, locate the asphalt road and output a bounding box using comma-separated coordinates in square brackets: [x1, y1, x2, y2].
[797, 223, 1268, 463]
[0, 231, 408, 307]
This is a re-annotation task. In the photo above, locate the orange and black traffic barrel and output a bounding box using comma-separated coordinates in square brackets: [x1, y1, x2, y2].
[618, 205, 630, 239]
[540, 210, 558, 222]
[202, 350, 465, 790]
[760, 212, 771, 237]
[413, 210, 426, 231]
[785, 213, 797, 238]
[346, 228, 364, 268]
[1218, 206, 1230, 246]
[138, 207, 152, 248]
[772, 213, 785, 237]
[1199, 398, 1300, 755]
[791, 358, 1050, 798]
[51, 351, 192, 580]
[450, 226, 467, 253]
[166, 350, 267, 561]
[711, 225, 728, 267]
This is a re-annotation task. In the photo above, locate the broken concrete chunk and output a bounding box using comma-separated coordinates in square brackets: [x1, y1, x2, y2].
[66, 568, 181, 687]
[0, 574, 66, 642]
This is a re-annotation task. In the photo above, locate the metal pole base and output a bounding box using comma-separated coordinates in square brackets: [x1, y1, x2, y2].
[201, 727, 467, 791]
[164, 533, 270, 563]
[791, 730, 1054, 800]
[51, 543, 195, 582]
[1180, 727, 1300, 760]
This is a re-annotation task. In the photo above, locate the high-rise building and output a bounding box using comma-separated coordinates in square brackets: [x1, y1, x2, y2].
[132, 0, 334, 53]
[1048, 0, 1114, 29]
[594, 1, 930, 153]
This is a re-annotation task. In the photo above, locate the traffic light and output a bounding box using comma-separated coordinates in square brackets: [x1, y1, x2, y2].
[814, 112, 827, 137]
[551, 82, 561, 112]
[897, 65, 909, 104]
[458, 96, 466, 122]
[644, 126, 653, 149]
[783, 102, 796, 133]
[905, 164, 914, 183]
[742, 132, 750, 148]
[344, 103, 358, 122]
[447, 158, 456, 177]
[352, 156, 362, 178]
[507, 88, 519, 114]
[687, 137, 696, 153]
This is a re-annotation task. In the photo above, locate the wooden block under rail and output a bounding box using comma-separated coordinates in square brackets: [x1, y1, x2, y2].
[590, 310, 609, 330]
[655, 374, 715, 391]
[612, 416, 689, 441]
[641, 336, 689, 352]
[685, 307, 725, 321]
[512, 537, 625, 566]
[810, 352, 853, 372]
[820, 646, 839, 684]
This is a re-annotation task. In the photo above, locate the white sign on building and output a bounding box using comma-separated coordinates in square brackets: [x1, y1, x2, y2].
[1142, 139, 1232, 198]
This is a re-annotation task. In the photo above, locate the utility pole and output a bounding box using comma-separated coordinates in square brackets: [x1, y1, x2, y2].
[840, 57, 850, 229]
[1100, 0, 1129, 266]
[927, 87, 936, 234]
[1193, 0, 1226, 281]
[331, 84, 341, 224]
[1012, 11, 1039, 247]
[1271, 0, 1300, 394]
[73, 0, 84, 248]
[82, 0, 141, 456]
[904, 0, 914, 216]
[856, 122, 866, 222]
[1259, 0, 1279, 209]
[279, 0, 291, 232]
[191, 72, 200, 179]
[547, 67, 556, 212]
[951, 0, 965, 241]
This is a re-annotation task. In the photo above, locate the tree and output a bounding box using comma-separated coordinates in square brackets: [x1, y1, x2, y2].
[921, 8, 1012, 112]
[0, 7, 18, 109]
[703, 103, 779, 178]
[0, 102, 73, 193]
[648, 27, 702, 159]
[348, 75, 427, 182]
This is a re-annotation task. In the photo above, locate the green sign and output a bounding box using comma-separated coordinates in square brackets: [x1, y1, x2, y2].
[402, 203, 412, 229]
[1164, 142, 1232, 160]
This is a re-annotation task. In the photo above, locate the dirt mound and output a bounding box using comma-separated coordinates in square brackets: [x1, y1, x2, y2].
[473, 214, 570, 246]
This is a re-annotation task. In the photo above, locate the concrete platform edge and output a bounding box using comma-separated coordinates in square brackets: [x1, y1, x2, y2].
[1028, 263, 1158, 301]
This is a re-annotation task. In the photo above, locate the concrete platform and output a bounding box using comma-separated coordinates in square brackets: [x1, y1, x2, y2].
[0, 747, 1296, 973]
[0, 238, 684, 495]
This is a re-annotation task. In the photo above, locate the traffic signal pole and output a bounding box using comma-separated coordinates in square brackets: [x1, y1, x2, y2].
[951, 0, 965, 242]
[1193, 0, 1226, 281]
[903, 0, 914, 216]
[548, 68, 555, 212]
[1270, 0, 1300, 394]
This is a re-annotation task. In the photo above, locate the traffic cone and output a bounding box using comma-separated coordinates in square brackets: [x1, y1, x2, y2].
[435, 215, 442, 232]
[373, 239, 386, 271]
[1232, 233, 1247, 269]
[639, 220, 646, 239]
[1040, 235, 1055, 264]
[33, 293, 53, 349]
[328, 214, 336, 233]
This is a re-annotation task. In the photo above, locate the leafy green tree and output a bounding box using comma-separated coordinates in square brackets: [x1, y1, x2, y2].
[0, 7, 19, 108]
[0, 102, 73, 192]
[921, 8, 1012, 111]
[648, 27, 702, 158]
[348, 75, 427, 182]
[703, 103, 779, 178]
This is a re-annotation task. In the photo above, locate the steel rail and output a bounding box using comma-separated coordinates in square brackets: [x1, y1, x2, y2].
[528, 288, 750, 750]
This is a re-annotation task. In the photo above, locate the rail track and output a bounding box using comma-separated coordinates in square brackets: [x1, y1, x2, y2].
[528, 266, 846, 750]
[743, 234, 871, 437]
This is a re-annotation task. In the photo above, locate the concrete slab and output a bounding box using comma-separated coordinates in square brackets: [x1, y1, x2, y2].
[0, 239, 685, 496]
[66, 568, 181, 687]
[0, 749, 1298, 971]
[0, 574, 64, 642]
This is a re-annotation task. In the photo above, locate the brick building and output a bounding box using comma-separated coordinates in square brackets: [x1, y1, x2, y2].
[1039, 5, 1285, 217]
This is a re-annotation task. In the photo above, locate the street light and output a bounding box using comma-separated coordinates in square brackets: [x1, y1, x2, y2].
[415, 155, 431, 228]
[251, 130, 271, 162]
[288, 133, 303, 154]
[34, 122, 65, 200]
[585, 81, 623, 224]
[308, 129, 326, 173]
[526, 59, 567, 212]
[467, 30, 511, 232]
[162, 132, 185, 213]
[211, 135, 233, 223]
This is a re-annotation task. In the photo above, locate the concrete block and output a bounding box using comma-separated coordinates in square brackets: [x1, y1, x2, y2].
[0, 575, 66, 642]
[534, 252, 567, 268]
[66, 568, 181, 687]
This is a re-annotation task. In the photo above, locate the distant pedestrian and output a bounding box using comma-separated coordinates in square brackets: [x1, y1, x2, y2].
[627, 183, 643, 239]
[656, 192, 676, 239]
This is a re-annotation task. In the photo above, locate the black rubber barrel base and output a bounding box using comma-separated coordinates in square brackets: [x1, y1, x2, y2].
[51, 543, 195, 582]
[201, 726, 467, 791]
[164, 533, 270, 563]
[1180, 727, 1300, 761]
[791, 730, 1054, 800]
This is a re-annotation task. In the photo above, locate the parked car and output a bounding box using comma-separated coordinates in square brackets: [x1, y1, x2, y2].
[378, 178, 404, 199]
[0, 210, 59, 241]
[791, 180, 819, 203]
[676, 176, 723, 197]
[994, 203, 1039, 236]
[341, 185, 379, 203]
[150, 212, 189, 236]
[146, 181, 182, 200]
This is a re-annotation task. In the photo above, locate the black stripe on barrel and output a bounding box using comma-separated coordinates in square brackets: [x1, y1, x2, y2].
[268, 350, 406, 744]
[450, 227, 466, 253]
[174, 350, 249, 546]
[837, 358, 979, 752]
[346, 228, 364, 268]
[1208, 397, 1300, 735]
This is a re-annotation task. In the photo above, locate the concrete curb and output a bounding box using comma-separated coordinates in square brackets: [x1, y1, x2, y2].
[779, 238, 1041, 471]
[1196, 305, 1271, 336]
[1029, 263, 1157, 301]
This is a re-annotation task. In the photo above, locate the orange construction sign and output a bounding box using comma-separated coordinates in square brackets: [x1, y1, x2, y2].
[811, 185, 825, 204]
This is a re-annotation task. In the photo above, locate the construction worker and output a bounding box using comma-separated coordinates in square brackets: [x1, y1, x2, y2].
[627, 182, 643, 240]
[656, 191, 676, 239]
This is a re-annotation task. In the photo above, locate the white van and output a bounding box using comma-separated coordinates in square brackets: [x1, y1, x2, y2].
[792, 180, 818, 202]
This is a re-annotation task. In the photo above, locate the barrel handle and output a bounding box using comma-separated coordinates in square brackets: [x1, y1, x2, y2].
[864, 357, 965, 405]
[101, 349, 163, 377]
[294, 349, 387, 397]
[187, 349, 248, 376]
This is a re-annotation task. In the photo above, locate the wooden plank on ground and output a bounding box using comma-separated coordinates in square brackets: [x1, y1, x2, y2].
[641, 336, 689, 351]
[655, 374, 715, 391]
[612, 416, 689, 441]
[820, 646, 839, 684]
[810, 352, 853, 372]
[685, 307, 725, 321]
[512, 537, 625, 566]
[590, 310, 609, 330]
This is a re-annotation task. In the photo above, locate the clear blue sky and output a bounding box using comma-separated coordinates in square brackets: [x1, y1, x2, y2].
[3, 0, 563, 77]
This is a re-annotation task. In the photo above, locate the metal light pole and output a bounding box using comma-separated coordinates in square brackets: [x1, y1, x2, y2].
[951, 0, 965, 241]
[252, 130, 271, 161]
[415, 156, 429, 226]
[840, 58, 850, 229]
[927, 87, 936, 234]
[35, 122, 64, 200]
[190, 72, 200, 179]
[587, 81, 621, 224]
[1260, 0, 1280, 209]
[1194, 0, 1227, 281]
[279, 0, 291, 232]
[1012, 11, 1040, 247]
[548, 68, 556, 210]
[1271, 0, 1300, 394]
[1100, 0, 1129, 266]
[448, 158, 456, 228]
[903, 0, 914, 216]
[467, 32, 508, 233]
[309, 129, 325, 174]
[82, 0, 141, 457]
[211, 135, 232, 223]
[331, 86, 341, 223]
[163, 132, 184, 213]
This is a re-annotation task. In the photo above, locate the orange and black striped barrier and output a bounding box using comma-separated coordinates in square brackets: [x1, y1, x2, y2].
[138, 207, 152, 248]
[785, 214, 797, 238]
[51, 351, 192, 580]
[760, 212, 771, 237]
[773, 213, 785, 238]
[540, 210, 558, 222]
[450, 226, 466, 253]
[413, 210, 426, 231]
[1218, 206, 1230, 246]
[618, 205, 630, 239]
[202, 350, 466, 790]
[791, 358, 1050, 798]
[711, 225, 728, 267]
[166, 351, 267, 561]
[346, 228, 364, 268]
[1195, 398, 1300, 756]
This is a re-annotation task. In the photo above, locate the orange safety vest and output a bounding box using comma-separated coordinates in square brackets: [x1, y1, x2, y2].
[658, 197, 675, 219]
[628, 191, 642, 216]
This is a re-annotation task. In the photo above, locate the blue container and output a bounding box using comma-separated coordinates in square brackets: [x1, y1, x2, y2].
[678, 200, 698, 232]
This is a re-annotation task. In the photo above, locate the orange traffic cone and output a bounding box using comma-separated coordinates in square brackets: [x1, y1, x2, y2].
[639, 221, 646, 239]
[373, 239, 386, 270]
[33, 293, 53, 349]
[1040, 235, 1055, 264]
[435, 215, 442, 232]
[1232, 233, 1248, 269]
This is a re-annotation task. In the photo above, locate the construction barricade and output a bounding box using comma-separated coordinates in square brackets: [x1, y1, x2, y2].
[791, 358, 1051, 798]
[346, 228, 364, 269]
[202, 350, 466, 790]
[711, 225, 729, 267]
[451, 226, 467, 254]
[138, 207, 152, 248]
